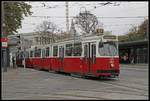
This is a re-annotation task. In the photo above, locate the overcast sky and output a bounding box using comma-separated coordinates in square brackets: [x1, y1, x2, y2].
[17, 1, 148, 35]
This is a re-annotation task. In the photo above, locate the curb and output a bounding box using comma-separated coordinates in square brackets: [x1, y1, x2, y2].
[120, 64, 148, 69]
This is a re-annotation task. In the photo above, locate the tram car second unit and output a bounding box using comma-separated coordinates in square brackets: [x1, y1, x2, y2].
[19, 34, 120, 78]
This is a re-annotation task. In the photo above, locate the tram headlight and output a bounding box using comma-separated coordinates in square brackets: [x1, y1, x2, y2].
[110, 59, 114, 68]
[110, 63, 114, 68]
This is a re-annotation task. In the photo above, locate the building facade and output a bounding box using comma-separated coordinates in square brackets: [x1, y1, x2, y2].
[119, 40, 148, 64]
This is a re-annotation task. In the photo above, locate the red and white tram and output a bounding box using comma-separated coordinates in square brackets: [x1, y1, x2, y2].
[17, 34, 120, 78]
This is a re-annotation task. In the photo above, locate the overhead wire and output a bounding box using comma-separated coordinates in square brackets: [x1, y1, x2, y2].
[20, 2, 147, 34]
[28, 15, 147, 19]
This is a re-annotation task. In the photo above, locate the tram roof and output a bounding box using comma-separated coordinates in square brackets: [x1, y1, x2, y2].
[28, 34, 118, 50]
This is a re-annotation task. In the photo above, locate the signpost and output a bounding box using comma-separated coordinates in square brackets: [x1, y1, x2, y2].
[1, 37, 8, 48]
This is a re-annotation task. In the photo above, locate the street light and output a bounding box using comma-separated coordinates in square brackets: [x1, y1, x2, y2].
[2, 1, 7, 72]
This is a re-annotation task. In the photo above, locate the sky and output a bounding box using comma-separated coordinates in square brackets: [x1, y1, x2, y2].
[17, 1, 148, 35]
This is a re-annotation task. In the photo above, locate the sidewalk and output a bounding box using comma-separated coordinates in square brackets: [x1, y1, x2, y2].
[120, 63, 148, 69]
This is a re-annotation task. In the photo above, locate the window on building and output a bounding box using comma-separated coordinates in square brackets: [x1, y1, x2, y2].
[73, 42, 82, 56]
[53, 46, 58, 56]
[65, 44, 73, 56]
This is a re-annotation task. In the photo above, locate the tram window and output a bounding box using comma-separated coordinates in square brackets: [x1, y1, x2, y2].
[53, 46, 58, 56]
[49, 47, 51, 56]
[84, 45, 88, 57]
[73, 43, 82, 56]
[92, 44, 96, 56]
[34, 47, 38, 57]
[65, 44, 73, 56]
[35, 49, 37, 57]
[98, 41, 118, 56]
[37, 49, 41, 57]
[20, 52, 24, 59]
[59, 46, 64, 58]
[92, 44, 96, 63]
[24, 51, 28, 59]
[46, 47, 49, 57]
[42, 49, 45, 57]
[30, 51, 33, 57]
[26, 52, 29, 58]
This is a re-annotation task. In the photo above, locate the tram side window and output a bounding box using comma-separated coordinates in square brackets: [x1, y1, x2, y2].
[42, 49, 45, 57]
[30, 51, 33, 57]
[98, 42, 106, 56]
[59, 46, 64, 58]
[20, 52, 24, 59]
[35, 49, 37, 57]
[36, 49, 41, 57]
[65, 44, 73, 56]
[25, 51, 29, 58]
[46, 47, 49, 57]
[34, 47, 38, 57]
[84, 45, 88, 57]
[73, 43, 82, 56]
[53, 46, 58, 56]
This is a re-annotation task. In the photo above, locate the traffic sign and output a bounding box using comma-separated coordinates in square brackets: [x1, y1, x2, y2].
[2, 42, 8, 48]
[1, 37, 8, 42]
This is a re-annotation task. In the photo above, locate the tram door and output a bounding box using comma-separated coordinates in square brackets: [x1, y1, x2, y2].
[83, 42, 96, 74]
[58, 46, 64, 71]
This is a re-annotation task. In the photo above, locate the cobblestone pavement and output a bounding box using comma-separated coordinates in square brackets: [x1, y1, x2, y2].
[2, 65, 148, 100]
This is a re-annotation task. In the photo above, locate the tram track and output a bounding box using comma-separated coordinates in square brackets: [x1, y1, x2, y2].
[46, 72, 148, 95]
[45, 69, 148, 93]
[65, 88, 147, 97]
[101, 81, 148, 92]
[25, 68, 148, 96]
[85, 77, 148, 93]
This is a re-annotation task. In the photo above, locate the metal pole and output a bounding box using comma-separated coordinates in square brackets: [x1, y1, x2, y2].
[66, 2, 69, 34]
[22, 36, 26, 69]
[23, 53, 26, 69]
[2, 1, 7, 72]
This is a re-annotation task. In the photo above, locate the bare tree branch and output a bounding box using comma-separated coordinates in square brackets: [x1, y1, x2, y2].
[35, 20, 58, 44]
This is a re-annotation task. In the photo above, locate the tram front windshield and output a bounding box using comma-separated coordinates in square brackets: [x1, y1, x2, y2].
[98, 41, 118, 56]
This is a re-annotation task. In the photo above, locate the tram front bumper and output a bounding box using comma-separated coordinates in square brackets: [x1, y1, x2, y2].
[97, 69, 119, 77]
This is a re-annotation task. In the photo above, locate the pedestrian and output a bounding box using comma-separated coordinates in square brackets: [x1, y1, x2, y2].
[123, 55, 127, 64]
[12, 57, 16, 68]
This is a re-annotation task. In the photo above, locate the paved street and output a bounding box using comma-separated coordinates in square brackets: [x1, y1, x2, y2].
[2, 64, 149, 100]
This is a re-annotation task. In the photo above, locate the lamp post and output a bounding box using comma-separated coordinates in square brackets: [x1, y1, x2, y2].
[2, 1, 7, 72]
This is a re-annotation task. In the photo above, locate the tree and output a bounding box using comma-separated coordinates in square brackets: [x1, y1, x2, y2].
[35, 20, 59, 44]
[74, 10, 99, 35]
[3, 1, 32, 35]
[118, 19, 148, 42]
[137, 19, 148, 39]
